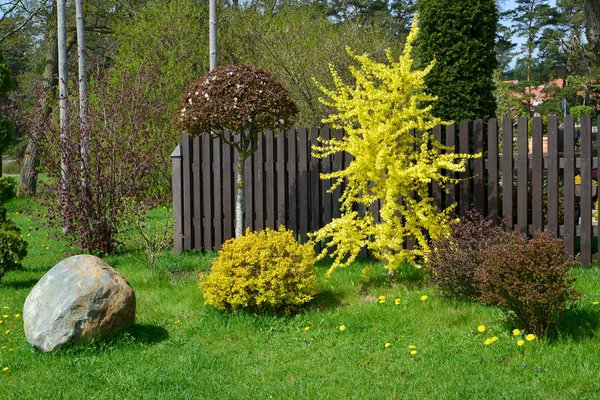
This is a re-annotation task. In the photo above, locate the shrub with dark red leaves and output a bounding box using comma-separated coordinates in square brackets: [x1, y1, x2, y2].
[476, 231, 580, 337]
[426, 211, 505, 301]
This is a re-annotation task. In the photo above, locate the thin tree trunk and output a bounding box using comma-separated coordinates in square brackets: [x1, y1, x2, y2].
[18, 6, 58, 197]
[57, 0, 69, 231]
[76, 0, 88, 188]
[235, 153, 245, 238]
[209, 0, 217, 71]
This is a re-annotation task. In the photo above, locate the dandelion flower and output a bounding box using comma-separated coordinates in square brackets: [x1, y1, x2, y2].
[394, 298, 401, 305]
[477, 325, 486, 333]
[379, 295, 386, 301]
[2, 367, 8, 372]
[304, 326, 310, 331]
[408, 345, 416, 349]
[526, 334, 535, 341]
[420, 295, 428, 301]
[593, 301, 599, 306]
[410, 350, 417, 355]
[512, 329, 521, 336]
[14, 314, 20, 318]
[2, 306, 7, 309]
[1, 346, 5, 349]
[339, 325, 346, 331]
[385, 343, 391, 348]
[484, 338, 493, 345]
[491, 336, 498, 342]
[5, 330, 10, 334]
[517, 340, 525, 346]
[2, 315, 7, 319]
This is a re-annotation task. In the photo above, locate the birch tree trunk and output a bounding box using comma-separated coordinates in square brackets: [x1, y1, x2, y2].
[57, 0, 69, 231]
[76, 0, 88, 188]
[209, 0, 217, 70]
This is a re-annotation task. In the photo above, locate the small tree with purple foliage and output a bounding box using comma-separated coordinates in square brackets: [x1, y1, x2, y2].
[174, 65, 298, 237]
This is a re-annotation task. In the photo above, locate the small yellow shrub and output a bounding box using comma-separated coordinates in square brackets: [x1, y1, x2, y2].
[200, 226, 319, 314]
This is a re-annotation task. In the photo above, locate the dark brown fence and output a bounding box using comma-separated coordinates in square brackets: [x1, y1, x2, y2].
[172, 115, 600, 265]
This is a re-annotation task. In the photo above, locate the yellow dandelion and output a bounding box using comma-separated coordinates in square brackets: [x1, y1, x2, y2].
[0, 320, 3, 324]
[484, 338, 493, 345]
[408, 345, 416, 349]
[339, 325, 346, 331]
[378, 295, 386, 301]
[2, 367, 8, 372]
[491, 336, 498, 342]
[379, 299, 386, 304]
[477, 325, 486, 333]
[593, 301, 599, 306]
[304, 326, 310, 331]
[410, 350, 417, 355]
[2, 315, 7, 319]
[2, 306, 7, 309]
[512, 329, 521, 336]
[526, 334, 536, 341]
[385, 343, 391, 348]
[14, 314, 20, 318]
[5, 330, 10, 334]
[8, 348, 13, 351]
[1, 346, 5, 349]
[175, 320, 181, 324]
[394, 298, 401, 305]
[517, 340, 525, 346]
[420, 295, 428, 301]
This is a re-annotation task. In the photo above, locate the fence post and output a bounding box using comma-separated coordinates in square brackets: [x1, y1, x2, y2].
[171, 145, 184, 253]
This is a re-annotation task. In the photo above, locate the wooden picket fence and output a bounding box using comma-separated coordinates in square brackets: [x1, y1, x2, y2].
[172, 115, 600, 265]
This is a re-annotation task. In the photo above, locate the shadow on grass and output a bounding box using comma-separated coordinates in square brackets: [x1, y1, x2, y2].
[555, 307, 600, 341]
[0, 278, 40, 290]
[310, 288, 343, 310]
[124, 323, 170, 345]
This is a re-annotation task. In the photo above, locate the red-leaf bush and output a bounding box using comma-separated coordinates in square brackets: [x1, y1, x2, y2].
[426, 211, 506, 301]
[24, 64, 173, 254]
[476, 231, 580, 337]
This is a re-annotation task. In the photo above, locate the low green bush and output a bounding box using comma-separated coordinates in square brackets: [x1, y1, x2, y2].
[426, 211, 505, 301]
[0, 176, 16, 203]
[476, 231, 579, 337]
[200, 226, 319, 314]
[0, 218, 28, 282]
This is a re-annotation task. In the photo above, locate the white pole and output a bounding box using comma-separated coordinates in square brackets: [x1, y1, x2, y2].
[209, 0, 217, 70]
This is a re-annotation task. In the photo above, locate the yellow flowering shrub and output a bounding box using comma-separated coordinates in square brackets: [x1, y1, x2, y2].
[312, 15, 477, 276]
[199, 226, 319, 314]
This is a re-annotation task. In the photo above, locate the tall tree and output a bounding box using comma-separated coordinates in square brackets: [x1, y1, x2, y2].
[584, 0, 600, 58]
[418, 0, 498, 122]
[76, 0, 88, 187]
[0, 50, 14, 175]
[57, 0, 69, 231]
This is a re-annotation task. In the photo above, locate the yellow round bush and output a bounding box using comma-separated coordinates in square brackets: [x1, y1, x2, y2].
[200, 227, 319, 314]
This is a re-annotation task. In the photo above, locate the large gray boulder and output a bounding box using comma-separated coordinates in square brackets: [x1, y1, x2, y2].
[23, 255, 136, 352]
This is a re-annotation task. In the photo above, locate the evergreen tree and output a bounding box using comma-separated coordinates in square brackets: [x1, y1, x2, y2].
[418, 0, 498, 122]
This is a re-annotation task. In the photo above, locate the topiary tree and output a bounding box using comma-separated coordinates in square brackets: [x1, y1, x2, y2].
[311, 15, 477, 277]
[175, 64, 298, 237]
[569, 105, 596, 121]
[418, 0, 498, 122]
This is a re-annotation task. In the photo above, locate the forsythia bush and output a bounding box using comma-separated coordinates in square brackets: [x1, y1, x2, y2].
[312, 15, 477, 276]
[476, 231, 579, 337]
[200, 227, 319, 314]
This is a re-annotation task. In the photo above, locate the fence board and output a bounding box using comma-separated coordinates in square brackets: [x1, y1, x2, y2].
[332, 129, 343, 218]
[580, 115, 592, 265]
[459, 120, 470, 217]
[213, 137, 223, 249]
[254, 134, 264, 232]
[276, 130, 287, 229]
[445, 124, 456, 211]
[287, 129, 297, 233]
[265, 130, 276, 230]
[432, 125, 443, 212]
[473, 119, 485, 215]
[222, 131, 234, 242]
[547, 117, 559, 237]
[182, 134, 193, 250]
[310, 127, 321, 251]
[564, 116, 576, 257]
[171, 145, 184, 253]
[501, 118, 514, 229]
[193, 136, 202, 250]
[487, 119, 499, 224]
[532, 117, 543, 235]
[517, 117, 528, 234]
[321, 127, 333, 227]
[202, 134, 213, 250]
[298, 128, 309, 242]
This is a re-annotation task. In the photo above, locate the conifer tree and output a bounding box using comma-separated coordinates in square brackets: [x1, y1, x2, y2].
[418, 0, 498, 122]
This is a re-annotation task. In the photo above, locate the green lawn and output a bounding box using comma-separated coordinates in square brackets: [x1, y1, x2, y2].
[1, 197, 600, 399]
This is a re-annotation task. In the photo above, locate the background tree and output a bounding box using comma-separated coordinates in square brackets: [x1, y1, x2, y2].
[584, 0, 600, 59]
[174, 65, 298, 238]
[0, 50, 14, 176]
[418, 0, 498, 122]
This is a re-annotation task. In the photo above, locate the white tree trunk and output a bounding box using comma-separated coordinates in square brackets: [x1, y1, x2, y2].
[209, 0, 217, 70]
[76, 0, 89, 187]
[57, 0, 69, 231]
[235, 154, 244, 238]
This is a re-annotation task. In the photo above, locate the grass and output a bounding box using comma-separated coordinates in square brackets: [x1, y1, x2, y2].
[1, 197, 600, 399]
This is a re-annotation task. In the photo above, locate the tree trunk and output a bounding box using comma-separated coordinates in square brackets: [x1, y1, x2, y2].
[76, 0, 89, 188]
[209, 0, 218, 71]
[584, 0, 600, 58]
[58, 0, 69, 232]
[17, 6, 58, 197]
[235, 153, 245, 238]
